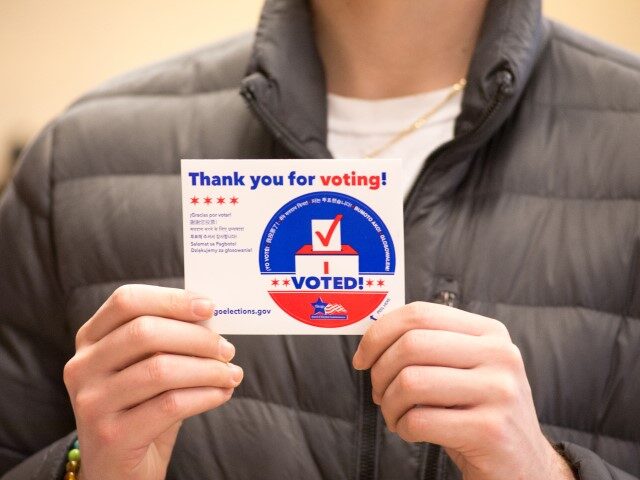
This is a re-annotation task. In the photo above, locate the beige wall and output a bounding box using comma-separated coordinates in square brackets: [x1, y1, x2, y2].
[0, 0, 264, 186]
[545, 0, 640, 52]
[1, 1, 640, 186]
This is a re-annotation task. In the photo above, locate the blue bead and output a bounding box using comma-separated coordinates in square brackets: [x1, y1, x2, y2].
[73, 439, 79, 450]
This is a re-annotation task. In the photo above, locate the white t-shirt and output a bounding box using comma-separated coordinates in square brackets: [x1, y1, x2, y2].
[327, 85, 462, 197]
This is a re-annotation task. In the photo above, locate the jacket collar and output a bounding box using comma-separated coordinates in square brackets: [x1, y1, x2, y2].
[241, 0, 330, 158]
[241, 0, 547, 158]
[457, 0, 547, 136]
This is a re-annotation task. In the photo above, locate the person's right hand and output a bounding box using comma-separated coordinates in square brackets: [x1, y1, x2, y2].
[63, 285, 242, 480]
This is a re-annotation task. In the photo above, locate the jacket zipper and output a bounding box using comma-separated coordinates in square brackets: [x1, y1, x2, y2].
[423, 443, 442, 480]
[405, 69, 514, 220]
[433, 290, 458, 308]
[242, 83, 384, 480]
[358, 370, 379, 480]
[419, 72, 513, 480]
[241, 69, 513, 480]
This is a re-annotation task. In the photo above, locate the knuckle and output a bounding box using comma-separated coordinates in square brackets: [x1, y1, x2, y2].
[470, 413, 491, 437]
[166, 290, 184, 317]
[488, 338, 522, 370]
[209, 330, 222, 351]
[159, 391, 181, 416]
[127, 316, 156, 344]
[74, 323, 88, 349]
[398, 329, 423, 354]
[492, 374, 520, 403]
[146, 355, 171, 383]
[110, 285, 135, 313]
[397, 366, 419, 393]
[74, 389, 99, 419]
[502, 343, 523, 369]
[95, 420, 120, 445]
[405, 302, 430, 324]
[491, 319, 510, 338]
[63, 357, 80, 389]
[213, 333, 233, 363]
[397, 409, 424, 442]
[475, 412, 508, 444]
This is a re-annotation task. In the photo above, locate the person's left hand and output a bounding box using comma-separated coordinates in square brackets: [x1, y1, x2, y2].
[352, 302, 575, 480]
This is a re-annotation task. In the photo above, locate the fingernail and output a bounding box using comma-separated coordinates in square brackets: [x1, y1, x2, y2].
[352, 350, 363, 370]
[191, 298, 213, 318]
[218, 337, 236, 362]
[228, 363, 243, 385]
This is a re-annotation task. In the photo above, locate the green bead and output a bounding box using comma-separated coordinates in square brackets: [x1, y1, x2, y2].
[67, 448, 80, 462]
[73, 439, 80, 450]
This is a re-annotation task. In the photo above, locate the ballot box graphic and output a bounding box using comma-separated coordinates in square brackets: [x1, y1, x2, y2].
[259, 192, 397, 329]
[294, 215, 357, 320]
[294, 215, 359, 276]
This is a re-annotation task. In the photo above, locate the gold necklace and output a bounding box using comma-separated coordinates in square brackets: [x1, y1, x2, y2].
[364, 78, 467, 159]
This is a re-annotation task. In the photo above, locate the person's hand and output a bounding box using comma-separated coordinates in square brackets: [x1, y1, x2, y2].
[353, 302, 575, 480]
[64, 285, 242, 480]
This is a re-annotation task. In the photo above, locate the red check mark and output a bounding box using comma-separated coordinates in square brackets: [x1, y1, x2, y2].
[315, 214, 343, 247]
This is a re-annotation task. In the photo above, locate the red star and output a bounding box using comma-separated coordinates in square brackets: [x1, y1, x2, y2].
[365, 279, 374, 287]
[190, 196, 199, 205]
[271, 278, 280, 286]
[377, 279, 385, 287]
[204, 196, 212, 205]
[217, 196, 225, 204]
[230, 196, 239, 205]
[282, 279, 290, 286]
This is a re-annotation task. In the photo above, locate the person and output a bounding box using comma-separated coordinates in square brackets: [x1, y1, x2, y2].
[1, 0, 639, 479]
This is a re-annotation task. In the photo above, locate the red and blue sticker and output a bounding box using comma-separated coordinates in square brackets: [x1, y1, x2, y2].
[259, 192, 395, 328]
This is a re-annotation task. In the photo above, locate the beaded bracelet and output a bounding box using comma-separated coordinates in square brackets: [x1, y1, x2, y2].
[63, 439, 80, 480]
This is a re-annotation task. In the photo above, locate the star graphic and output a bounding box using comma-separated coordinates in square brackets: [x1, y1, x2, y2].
[282, 279, 291, 286]
[204, 196, 212, 205]
[230, 196, 239, 205]
[377, 279, 385, 287]
[311, 298, 328, 314]
[271, 278, 280, 286]
[190, 196, 199, 205]
[217, 196, 225, 204]
[366, 279, 374, 287]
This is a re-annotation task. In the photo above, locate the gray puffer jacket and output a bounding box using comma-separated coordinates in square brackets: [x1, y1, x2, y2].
[1, 0, 639, 479]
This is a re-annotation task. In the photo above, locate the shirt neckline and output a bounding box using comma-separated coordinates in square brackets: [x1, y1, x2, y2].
[327, 85, 463, 135]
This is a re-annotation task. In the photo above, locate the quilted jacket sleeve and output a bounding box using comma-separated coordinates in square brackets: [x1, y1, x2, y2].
[0, 124, 77, 479]
[562, 442, 639, 480]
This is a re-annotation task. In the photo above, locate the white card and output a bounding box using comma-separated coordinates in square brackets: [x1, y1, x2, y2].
[181, 159, 405, 335]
